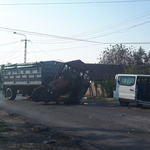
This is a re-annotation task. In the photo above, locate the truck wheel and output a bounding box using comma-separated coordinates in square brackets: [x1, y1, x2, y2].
[31, 87, 45, 102]
[119, 100, 129, 107]
[6, 88, 16, 100]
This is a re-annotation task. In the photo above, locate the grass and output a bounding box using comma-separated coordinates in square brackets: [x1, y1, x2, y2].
[0, 121, 13, 142]
[0, 121, 13, 132]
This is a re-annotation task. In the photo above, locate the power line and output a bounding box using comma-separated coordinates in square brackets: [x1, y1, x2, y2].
[0, 53, 23, 64]
[71, 11, 150, 39]
[28, 41, 150, 55]
[1, 20, 150, 46]
[30, 41, 37, 62]
[0, 43, 23, 59]
[0, 26, 104, 44]
[0, 41, 20, 47]
[86, 20, 150, 39]
[30, 41, 58, 60]
[0, 0, 150, 5]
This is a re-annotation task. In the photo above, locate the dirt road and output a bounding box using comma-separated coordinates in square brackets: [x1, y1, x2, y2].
[0, 93, 150, 150]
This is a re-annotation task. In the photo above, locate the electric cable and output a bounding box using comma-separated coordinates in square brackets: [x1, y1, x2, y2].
[0, 26, 104, 44]
[30, 41, 58, 60]
[0, 41, 20, 47]
[0, 42, 22, 59]
[30, 41, 37, 62]
[69, 12, 150, 40]
[0, 53, 23, 64]
[29, 41, 150, 54]
[0, 10, 150, 45]
[0, 1, 150, 5]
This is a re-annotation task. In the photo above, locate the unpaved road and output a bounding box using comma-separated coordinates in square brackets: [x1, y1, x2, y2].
[0, 92, 150, 150]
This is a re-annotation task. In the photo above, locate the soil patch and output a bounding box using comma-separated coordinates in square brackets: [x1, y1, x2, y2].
[0, 109, 87, 150]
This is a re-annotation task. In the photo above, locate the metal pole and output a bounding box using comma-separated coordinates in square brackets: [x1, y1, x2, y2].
[22, 38, 27, 63]
[13, 32, 29, 63]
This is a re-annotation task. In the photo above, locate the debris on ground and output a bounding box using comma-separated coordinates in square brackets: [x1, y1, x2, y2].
[0, 109, 86, 150]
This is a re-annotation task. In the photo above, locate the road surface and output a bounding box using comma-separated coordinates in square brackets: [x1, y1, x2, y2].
[0, 93, 150, 150]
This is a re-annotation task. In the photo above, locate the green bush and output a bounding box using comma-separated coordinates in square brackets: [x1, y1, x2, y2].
[95, 79, 114, 97]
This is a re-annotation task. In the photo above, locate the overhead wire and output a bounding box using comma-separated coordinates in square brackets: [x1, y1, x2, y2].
[29, 41, 100, 52]
[29, 41, 150, 54]
[70, 11, 150, 39]
[0, 26, 104, 44]
[30, 41, 58, 60]
[0, 10, 150, 45]
[86, 20, 150, 40]
[0, 17, 149, 59]
[0, 41, 20, 47]
[0, 1, 150, 5]
[0, 10, 150, 62]
[0, 42, 24, 63]
[0, 42, 22, 58]
[30, 11, 150, 44]
[0, 44, 23, 60]
[30, 41, 37, 62]
[0, 54, 23, 64]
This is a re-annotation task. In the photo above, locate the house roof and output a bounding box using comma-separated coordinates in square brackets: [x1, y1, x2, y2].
[66, 60, 124, 80]
[66, 60, 87, 72]
[85, 63, 124, 80]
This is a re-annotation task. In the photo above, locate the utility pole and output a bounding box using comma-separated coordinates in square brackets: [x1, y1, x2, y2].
[13, 32, 30, 63]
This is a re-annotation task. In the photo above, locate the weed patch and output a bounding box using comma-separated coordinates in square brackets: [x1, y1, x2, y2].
[0, 121, 13, 132]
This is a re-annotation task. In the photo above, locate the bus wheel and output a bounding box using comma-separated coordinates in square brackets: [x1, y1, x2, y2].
[119, 100, 129, 107]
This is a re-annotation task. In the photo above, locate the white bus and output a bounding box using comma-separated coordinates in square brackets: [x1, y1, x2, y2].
[113, 74, 150, 106]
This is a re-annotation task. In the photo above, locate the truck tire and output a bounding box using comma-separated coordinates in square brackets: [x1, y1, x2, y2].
[31, 87, 45, 102]
[6, 88, 16, 100]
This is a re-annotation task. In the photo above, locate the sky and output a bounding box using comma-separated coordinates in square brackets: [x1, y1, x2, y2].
[0, 0, 150, 65]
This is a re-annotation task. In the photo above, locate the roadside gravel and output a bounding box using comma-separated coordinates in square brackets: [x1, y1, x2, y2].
[0, 109, 88, 150]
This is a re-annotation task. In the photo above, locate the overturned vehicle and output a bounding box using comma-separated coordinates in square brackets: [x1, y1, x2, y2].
[31, 60, 90, 104]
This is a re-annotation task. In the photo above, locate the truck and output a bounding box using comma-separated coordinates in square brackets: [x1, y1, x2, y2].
[113, 74, 150, 106]
[1, 61, 63, 100]
[2, 60, 90, 104]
